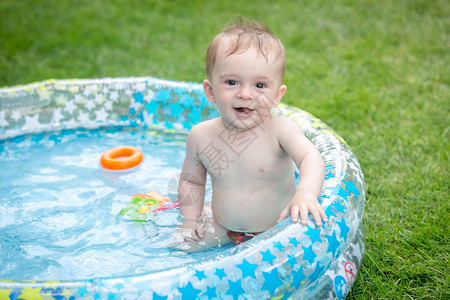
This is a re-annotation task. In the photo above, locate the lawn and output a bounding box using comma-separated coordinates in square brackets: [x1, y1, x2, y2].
[1, 0, 448, 298]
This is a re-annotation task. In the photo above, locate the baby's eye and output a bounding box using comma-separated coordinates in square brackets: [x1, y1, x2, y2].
[255, 82, 267, 89]
[226, 80, 237, 86]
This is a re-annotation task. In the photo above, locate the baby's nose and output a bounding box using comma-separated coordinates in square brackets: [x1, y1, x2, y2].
[237, 86, 253, 100]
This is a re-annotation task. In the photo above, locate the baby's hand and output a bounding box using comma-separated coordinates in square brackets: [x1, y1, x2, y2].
[177, 218, 205, 242]
[277, 191, 327, 227]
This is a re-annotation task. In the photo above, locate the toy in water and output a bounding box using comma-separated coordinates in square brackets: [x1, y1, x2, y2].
[119, 190, 179, 222]
[100, 146, 144, 170]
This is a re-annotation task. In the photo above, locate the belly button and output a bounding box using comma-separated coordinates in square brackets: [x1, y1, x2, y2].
[259, 166, 265, 173]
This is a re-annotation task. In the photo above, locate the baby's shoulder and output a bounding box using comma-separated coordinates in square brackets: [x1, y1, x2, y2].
[187, 118, 221, 143]
[190, 118, 220, 133]
[270, 114, 302, 132]
[269, 114, 306, 146]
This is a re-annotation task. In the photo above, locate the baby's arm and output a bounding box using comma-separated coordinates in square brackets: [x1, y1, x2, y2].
[178, 126, 208, 238]
[276, 117, 327, 226]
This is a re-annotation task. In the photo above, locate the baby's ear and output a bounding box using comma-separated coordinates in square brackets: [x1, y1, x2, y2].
[273, 84, 287, 107]
[203, 80, 216, 104]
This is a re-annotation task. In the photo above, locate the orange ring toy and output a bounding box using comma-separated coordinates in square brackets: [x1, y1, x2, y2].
[100, 146, 144, 170]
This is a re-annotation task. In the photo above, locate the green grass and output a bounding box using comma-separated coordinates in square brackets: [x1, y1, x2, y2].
[1, 0, 448, 298]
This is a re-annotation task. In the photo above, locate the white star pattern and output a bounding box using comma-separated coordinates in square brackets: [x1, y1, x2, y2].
[11, 110, 22, 122]
[74, 94, 83, 104]
[129, 101, 142, 112]
[85, 99, 95, 110]
[110, 91, 119, 102]
[37, 88, 51, 101]
[55, 94, 67, 105]
[95, 94, 104, 104]
[52, 108, 64, 124]
[143, 112, 154, 125]
[144, 91, 154, 102]
[64, 100, 77, 114]
[83, 88, 91, 97]
[104, 100, 113, 111]
[77, 111, 91, 124]
[95, 108, 108, 122]
[22, 114, 41, 131]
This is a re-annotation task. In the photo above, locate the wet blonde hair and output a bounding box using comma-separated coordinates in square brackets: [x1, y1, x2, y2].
[206, 18, 286, 80]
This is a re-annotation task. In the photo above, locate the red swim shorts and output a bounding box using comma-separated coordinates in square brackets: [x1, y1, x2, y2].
[227, 230, 261, 245]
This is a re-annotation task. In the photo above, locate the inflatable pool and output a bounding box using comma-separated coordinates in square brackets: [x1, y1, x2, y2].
[0, 77, 365, 299]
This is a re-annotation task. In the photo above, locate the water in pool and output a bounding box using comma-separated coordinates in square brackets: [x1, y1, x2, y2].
[0, 127, 221, 281]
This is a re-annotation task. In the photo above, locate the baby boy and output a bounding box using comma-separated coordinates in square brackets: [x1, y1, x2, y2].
[173, 20, 327, 251]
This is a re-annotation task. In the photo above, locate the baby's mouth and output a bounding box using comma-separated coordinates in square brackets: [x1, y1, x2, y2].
[234, 107, 254, 117]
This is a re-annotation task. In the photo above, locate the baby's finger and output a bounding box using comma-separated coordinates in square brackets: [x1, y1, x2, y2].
[290, 205, 300, 223]
[196, 224, 204, 239]
[181, 229, 197, 242]
[318, 205, 328, 222]
[277, 206, 290, 223]
[310, 207, 323, 227]
[299, 205, 309, 225]
[184, 235, 200, 244]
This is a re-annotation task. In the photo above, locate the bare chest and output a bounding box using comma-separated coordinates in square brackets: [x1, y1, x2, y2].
[197, 126, 287, 181]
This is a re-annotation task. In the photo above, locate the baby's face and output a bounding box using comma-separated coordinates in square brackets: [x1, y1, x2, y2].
[206, 38, 286, 131]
